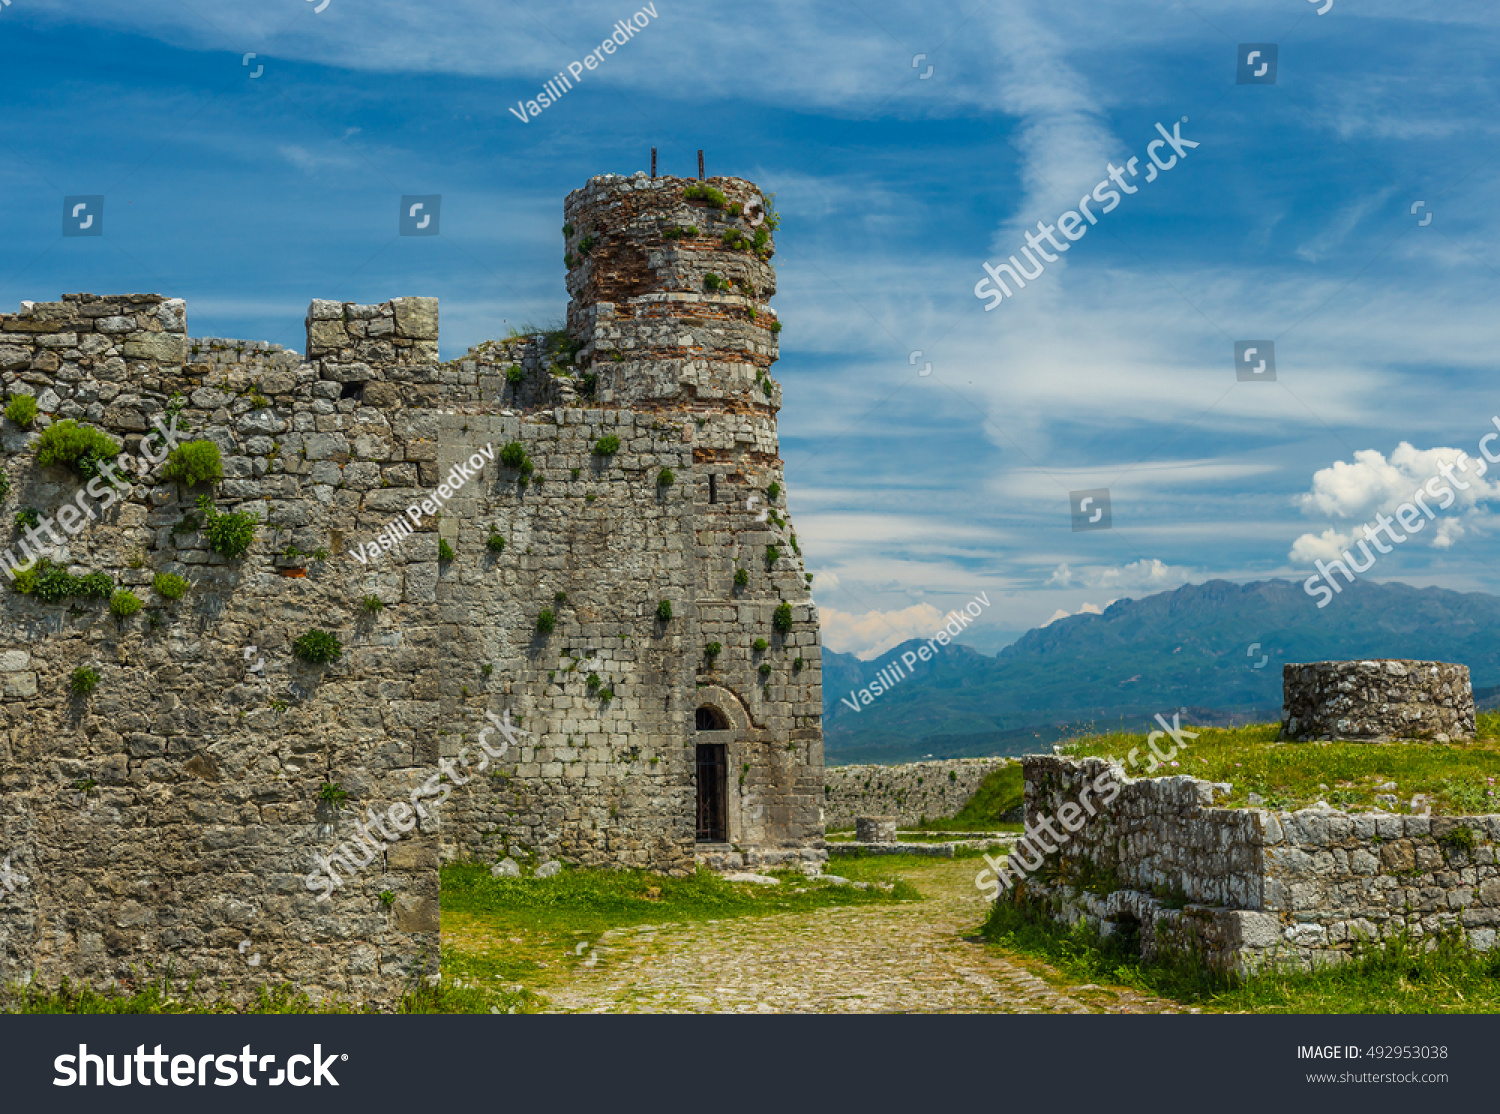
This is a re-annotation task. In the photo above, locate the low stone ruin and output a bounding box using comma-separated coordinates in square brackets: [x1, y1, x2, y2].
[1282, 660, 1475, 742]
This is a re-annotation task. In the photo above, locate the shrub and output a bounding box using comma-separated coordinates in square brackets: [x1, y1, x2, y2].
[10, 564, 37, 595]
[536, 608, 556, 634]
[656, 599, 673, 622]
[196, 495, 258, 559]
[153, 572, 189, 600]
[5, 394, 38, 428]
[765, 545, 781, 565]
[747, 638, 765, 653]
[380, 890, 396, 908]
[759, 663, 772, 680]
[319, 782, 349, 806]
[562, 223, 574, 237]
[36, 420, 120, 480]
[662, 225, 699, 240]
[702, 273, 728, 293]
[486, 531, 506, 553]
[499, 441, 534, 476]
[793, 657, 805, 673]
[593, 435, 620, 456]
[162, 440, 223, 486]
[76, 572, 113, 600]
[577, 234, 598, 255]
[722, 229, 749, 251]
[14, 507, 39, 532]
[0, 470, 8, 502]
[293, 629, 343, 664]
[657, 468, 675, 487]
[109, 590, 142, 619]
[770, 320, 783, 335]
[766, 482, 781, 502]
[773, 602, 794, 633]
[70, 667, 101, 696]
[586, 672, 601, 692]
[580, 373, 598, 399]
[683, 183, 727, 208]
[363, 594, 385, 614]
[507, 365, 524, 387]
[734, 568, 749, 588]
[704, 641, 722, 662]
[438, 538, 455, 561]
[762, 378, 774, 397]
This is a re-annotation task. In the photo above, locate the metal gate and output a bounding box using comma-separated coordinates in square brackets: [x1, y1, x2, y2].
[695, 743, 727, 842]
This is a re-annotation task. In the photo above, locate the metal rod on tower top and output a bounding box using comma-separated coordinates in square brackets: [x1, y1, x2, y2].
[651, 148, 657, 177]
[698, 150, 704, 179]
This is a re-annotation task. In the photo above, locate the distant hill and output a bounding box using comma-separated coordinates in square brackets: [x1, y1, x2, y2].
[823, 579, 1500, 764]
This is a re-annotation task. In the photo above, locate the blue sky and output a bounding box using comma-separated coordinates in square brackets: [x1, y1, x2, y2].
[3, 0, 1498, 658]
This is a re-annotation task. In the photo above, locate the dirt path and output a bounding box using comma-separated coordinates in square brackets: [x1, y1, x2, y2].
[541, 858, 1174, 1014]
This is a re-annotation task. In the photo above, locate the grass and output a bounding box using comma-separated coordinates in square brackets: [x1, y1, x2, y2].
[984, 898, 1500, 1014]
[910, 764, 1026, 832]
[0, 967, 515, 1015]
[1055, 717, 1500, 815]
[440, 862, 918, 1000]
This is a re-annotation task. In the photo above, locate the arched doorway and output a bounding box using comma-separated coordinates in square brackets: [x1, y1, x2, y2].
[695, 705, 730, 842]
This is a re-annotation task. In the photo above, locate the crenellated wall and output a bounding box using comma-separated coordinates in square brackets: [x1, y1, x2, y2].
[0, 172, 825, 1007]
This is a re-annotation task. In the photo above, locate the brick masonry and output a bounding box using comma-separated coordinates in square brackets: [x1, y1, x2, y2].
[0, 172, 824, 1006]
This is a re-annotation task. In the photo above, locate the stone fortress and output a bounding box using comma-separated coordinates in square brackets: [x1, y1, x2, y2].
[0, 170, 824, 1006]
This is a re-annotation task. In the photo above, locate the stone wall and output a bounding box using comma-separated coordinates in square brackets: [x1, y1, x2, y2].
[0, 172, 826, 1005]
[1009, 755, 1500, 974]
[824, 758, 1009, 829]
[1282, 659, 1474, 741]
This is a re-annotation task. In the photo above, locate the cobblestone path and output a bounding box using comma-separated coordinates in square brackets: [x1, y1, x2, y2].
[542, 858, 1179, 1014]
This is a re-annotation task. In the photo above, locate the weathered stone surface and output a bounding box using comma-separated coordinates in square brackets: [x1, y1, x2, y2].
[1006, 755, 1500, 977]
[825, 758, 1010, 829]
[0, 174, 822, 1010]
[1282, 659, 1475, 741]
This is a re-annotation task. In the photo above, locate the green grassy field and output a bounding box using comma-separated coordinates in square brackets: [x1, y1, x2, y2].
[1054, 713, 1500, 814]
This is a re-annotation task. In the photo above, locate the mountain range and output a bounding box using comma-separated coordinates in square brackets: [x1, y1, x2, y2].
[821, 579, 1500, 764]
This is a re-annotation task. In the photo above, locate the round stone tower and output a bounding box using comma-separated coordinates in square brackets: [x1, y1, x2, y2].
[563, 173, 780, 410]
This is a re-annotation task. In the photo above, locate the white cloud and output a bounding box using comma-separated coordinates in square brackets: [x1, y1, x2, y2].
[819, 603, 946, 659]
[1041, 600, 1110, 627]
[1289, 442, 1500, 561]
[1045, 559, 1193, 592]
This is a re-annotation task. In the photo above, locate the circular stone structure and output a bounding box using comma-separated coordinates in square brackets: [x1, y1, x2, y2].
[856, 817, 898, 843]
[1281, 660, 1475, 742]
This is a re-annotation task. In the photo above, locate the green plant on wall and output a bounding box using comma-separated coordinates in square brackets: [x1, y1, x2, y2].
[293, 629, 343, 664]
[657, 468, 675, 487]
[486, 529, 506, 553]
[153, 572, 189, 601]
[656, 599, 673, 622]
[536, 608, 556, 635]
[4, 394, 38, 428]
[36, 420, 120, 481]
[14, 507, 40, 532]
[70, 667, 101, 696]
[162, 440, 223, 486]
[109, 590, 142, 619]
[196, 495, 258, 559]
[734, 568, 749, 589]
[773, 602, 794, 634]
[438, 538, 456, 561]
[593, 435, 620, 456]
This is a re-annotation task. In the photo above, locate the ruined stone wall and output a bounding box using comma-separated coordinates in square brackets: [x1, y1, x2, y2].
[0, 172, 825, 1003]
[1282, 659, 1474, 741]
[823, 758, 1010, 830]
[1008, 756, 1500, 975]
